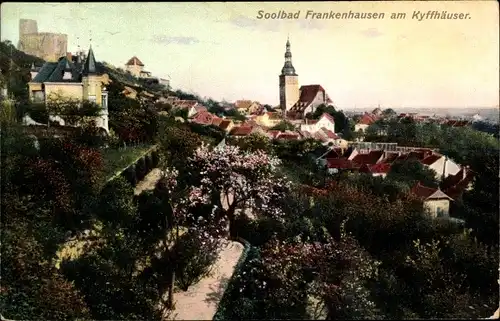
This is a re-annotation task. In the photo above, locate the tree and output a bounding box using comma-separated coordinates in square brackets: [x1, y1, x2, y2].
[158, 122, 202, 169]
[382, 108, 397, 118]
[154, 167, 227, 308]
[308, 104, 348, 134]
[187, 144, 292, 238]
[387, 159, 439, 188]
[270, 120, 296, 131]
[230, 132, 274, 154]
[224, 108, 246, 121]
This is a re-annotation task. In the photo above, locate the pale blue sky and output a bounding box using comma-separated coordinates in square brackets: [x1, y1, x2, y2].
[1, 1, 498, 108]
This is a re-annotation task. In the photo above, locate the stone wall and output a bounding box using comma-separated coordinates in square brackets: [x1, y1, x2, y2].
[17, 19, 68, 62]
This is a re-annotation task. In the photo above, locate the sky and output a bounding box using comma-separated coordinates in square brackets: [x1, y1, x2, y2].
[1, 1, 499, 109]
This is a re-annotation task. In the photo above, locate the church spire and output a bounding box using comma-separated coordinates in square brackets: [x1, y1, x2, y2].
[281, 37, 297, 76]
[82, 45, 97, 76]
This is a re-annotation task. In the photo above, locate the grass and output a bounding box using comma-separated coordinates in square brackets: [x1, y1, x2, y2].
[101, 144, 155, 182]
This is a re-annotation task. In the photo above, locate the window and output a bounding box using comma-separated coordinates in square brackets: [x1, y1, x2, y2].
[436, 207, 445, 218]
[101, 93, 108, 111]
[88, 95, 97, 104]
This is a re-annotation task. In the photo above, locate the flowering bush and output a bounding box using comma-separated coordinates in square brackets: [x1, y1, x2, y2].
[188, 144, 292, 237]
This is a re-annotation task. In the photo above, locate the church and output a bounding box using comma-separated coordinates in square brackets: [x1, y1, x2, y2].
[279, 38, 333, 119]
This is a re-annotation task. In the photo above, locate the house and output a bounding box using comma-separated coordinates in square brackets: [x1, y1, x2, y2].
[300, 113, 335, 133]
[229, 126, 253, 137]
[420, 153, 461, 179]
[255, 112, 282, 128]
[125, 56, 145, 78]
[191, 111, 215, 125]
[288, 85, 333, 118]
[188, 105, 208, 118]
[440, 167, 475, 199]
[27, 46, 109, 133]
[275, 130, 301, 141]
[217, 119, 235, 133]
[411, 182, 453, 218]
[234, 100, 261, 115]
[354, 113, 378, 133]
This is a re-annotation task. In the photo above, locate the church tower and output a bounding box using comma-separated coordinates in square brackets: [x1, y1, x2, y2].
[279, 37, 299, 114]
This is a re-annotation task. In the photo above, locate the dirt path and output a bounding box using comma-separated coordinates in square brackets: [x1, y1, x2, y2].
[165, 241, 244, 320]
[134, 168, 163, 195]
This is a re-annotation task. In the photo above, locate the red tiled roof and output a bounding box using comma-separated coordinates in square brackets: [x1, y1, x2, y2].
[219, 119, 233, 130]
[267, 130, 281, 139]
[351, 150, 384, 166]
[230, 126, 253, 136]
[407, 151, 431, 161]
[420, 153, 442, 165]
[411, 182, 452, 200]
[126, 56, 144, 66]
[360, 163, 392, 174]
[192, 111, 214, 125]
[326, 158, 355, 169]
[304, 119, 318, 125]
[321, 128, 339, 139]
[382, 152, 400, 164]
[211, 117, 223, 126]
[358, 113, 377, 125]
[441, 168, 475, 191]
[276, 132, 300, 140]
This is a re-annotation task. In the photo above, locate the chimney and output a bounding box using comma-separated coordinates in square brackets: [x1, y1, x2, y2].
[66, 52, 72, 61]
[442, 156, 448, 181]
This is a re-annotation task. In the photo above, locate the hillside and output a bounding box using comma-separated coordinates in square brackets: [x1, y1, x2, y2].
[0, 40, 170, 103]
[0, 40, 45, 101]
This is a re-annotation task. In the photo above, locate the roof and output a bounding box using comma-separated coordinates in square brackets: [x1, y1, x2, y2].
[192, 111, 215, 125]
[411, 182, 453, 201]
[126, 56, 144, 66]
[234, 100, 255, 110]
[219, 119, 233, 130]
[382, 152, 400, 163]
[326, 158, 355, 169]
[82, 46, 97, 76]
[290, 85, 332, 112]
[32, 57, 81, 83]
[360, 163, 392, 174]
[276, 132, 300, 140]
[211, 117, 223, 126]
[230, 126, 253, 136]
[266, 130, 281, 139]
[319, 112, 335, 124]
[351, 150, 384, 166]
[320, 128, 339, 139]
[357, 113, 377, 125]
[420, 153, 442, 165]
[441, 168, 475, 198]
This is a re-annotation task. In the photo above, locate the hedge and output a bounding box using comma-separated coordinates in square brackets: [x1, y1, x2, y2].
[212, 238, 252, 321]
[105, 145, 158, 189]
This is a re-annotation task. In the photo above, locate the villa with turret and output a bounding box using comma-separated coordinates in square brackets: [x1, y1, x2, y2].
[279, 38, 333, 119]
[27, 46, 110, 133]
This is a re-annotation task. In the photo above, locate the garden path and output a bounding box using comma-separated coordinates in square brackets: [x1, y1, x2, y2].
[134, 168, 163, 195]
[164, 241, 244, 320]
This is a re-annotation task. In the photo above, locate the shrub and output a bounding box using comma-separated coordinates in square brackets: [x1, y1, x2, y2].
[151, 150, 159, 167]
[135, 157, 146, 181]
[145, 154, 153, 172]
[174, 231, 219, 291]
[123, 165, 137, 186]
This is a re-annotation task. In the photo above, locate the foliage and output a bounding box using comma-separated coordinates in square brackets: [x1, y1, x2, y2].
[187, 122, 226, 142]
[228, 132, 274, 154]
[100, 144, 152, 181]
[158, 122, 202, 169]
[224, 108, 246, 121]
[387, 159, 439, 188]
[270, 120, 296, 131]
[187, 144, 292, 238]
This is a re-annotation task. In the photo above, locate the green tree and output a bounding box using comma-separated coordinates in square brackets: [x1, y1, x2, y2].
[387, 159, 439, 188]
[270, 120, 296, 131]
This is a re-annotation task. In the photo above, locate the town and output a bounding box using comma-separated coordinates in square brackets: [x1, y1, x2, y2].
[1, 3, 499, 321]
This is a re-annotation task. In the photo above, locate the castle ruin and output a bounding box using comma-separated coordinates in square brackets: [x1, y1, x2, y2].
[18, 19, 68, 62]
